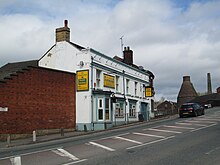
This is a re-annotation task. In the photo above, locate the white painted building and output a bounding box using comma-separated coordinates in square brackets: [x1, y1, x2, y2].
[39, 20, 155, 130]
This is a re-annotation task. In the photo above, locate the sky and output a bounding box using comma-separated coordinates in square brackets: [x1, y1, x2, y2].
[0, 0, 220, 101]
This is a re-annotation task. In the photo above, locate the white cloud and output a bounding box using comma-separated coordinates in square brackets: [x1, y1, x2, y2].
[0, 0, 220, 101]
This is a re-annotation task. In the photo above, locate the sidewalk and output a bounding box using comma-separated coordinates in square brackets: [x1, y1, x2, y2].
[0, 114, 178, 149]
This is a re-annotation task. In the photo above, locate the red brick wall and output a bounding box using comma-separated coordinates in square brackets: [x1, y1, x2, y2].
[0, 67, 76, 134]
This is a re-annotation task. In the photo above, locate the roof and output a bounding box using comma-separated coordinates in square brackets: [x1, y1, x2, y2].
[0, 60, 38, 82]
[190, 93, 220, 103]
[68, 41, 85, 50]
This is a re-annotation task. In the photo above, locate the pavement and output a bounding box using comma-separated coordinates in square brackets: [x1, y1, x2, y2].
[0, 115, 178, 149]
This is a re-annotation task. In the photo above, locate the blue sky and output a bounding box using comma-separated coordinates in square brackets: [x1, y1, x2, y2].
[0, 0, 220, 101]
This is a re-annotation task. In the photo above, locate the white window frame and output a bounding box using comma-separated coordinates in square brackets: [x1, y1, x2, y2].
[129, 103, 136, 117]
[115, 102, 124, 117]
[98, 98, 104, 121]
[96, 69, 101, 88]
[105, 98, 110, 121]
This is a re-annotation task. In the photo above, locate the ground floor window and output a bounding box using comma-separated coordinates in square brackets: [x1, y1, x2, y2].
[97, 97, 111, 121]
[115, 102, 124, 117]
[129, 103, 136, 117]
[98, 98, 104, 120]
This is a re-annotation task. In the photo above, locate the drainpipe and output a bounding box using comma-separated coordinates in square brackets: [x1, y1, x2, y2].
[122, 70, 127, 124]
[91, 56, 94, 130]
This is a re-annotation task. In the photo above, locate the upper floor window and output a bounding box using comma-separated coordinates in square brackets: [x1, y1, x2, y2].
[116, 75, 120, 92]
[96, 69, 101, 88]
[135, 82, 138, 96]
[126, 79, 130, 94]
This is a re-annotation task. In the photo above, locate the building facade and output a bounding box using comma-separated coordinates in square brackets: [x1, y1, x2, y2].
[39, 20, 155, 130]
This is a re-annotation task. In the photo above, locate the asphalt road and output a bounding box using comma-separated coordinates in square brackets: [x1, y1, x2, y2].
[0, 107, 220, 165]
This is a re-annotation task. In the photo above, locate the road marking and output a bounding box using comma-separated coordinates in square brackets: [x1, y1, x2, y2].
[185, 120, 216, 124]
[99, 133, 130, 140]
[127, 136, 175, 150]
[190, 123, 217, 132]
[62, 159, 87, 165]
[114, 136, 143, 144]
[176, 122, 193, 126]
[195, 118, 220, 121]
[205, 146, 220, 155]
[89, 142, 115, 151]
[163, 125, 195, 130]
[133, 132, 165, 138]
[176, 122, 207, 127]
[10, 156, 21, 165]
[52, 148, 79, 161]
[147, 128, 182, 134]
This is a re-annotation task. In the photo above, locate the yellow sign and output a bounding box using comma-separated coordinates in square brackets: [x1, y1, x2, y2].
[77, 70, 89, 91]
[145, 87, 153, 97]
[104, 74, 115, 88]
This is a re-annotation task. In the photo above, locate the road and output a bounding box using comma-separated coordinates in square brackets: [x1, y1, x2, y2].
[0, 107, 220, 165]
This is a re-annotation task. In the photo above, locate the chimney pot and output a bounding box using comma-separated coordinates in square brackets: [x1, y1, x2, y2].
[55, 20, 70, 42]
[64, 20, 68, 27]
[124, 47, 127, 51]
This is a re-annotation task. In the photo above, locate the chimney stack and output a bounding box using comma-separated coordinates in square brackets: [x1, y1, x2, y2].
[56, 20, 70, 42]
[207, 73, 212, 94]
[177, 76, 198, 107]
[123, 46, 133, 65]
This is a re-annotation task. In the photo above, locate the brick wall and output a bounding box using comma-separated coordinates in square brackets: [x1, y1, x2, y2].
[0, 67, 76, 134]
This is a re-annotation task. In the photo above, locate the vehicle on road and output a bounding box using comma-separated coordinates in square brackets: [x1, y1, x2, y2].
[179, 103, 205, 118]
[204, 103, 212, 109]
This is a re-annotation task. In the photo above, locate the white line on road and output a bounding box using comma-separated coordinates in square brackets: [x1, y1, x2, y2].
[10, 156, 21, 165]
[176, 122, 193, 126]
[177, 122, 207, 127]
[185, 120, 216, 124]
[52, 148, 79, 161]
[195, 118, 220, 121]
[133, 132, 166, 139]
[147, 128, 182, 134]
[62, 159, 87, 165]
[126, 136, 175, 150]
[89, 142, 115, 151]
[99, 133, 130, 140]
[190, 123, 217, 132]
[114, 136, 143, 144]
[163, 125, 195, 130]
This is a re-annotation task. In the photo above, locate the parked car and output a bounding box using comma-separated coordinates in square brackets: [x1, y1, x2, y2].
[179, 103, 205, 118]
[204, 104, 212, 109]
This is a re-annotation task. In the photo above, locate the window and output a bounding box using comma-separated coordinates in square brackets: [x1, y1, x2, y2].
[135, 82, 138, 96]
[126, 79, 130, 94]
[129, 103, 136, 117]
[105, 98, 110, 120]
[116, 75, 120, 92]
[98, 98, 103, 120]
[96, 69, 101, 88]
[115, 102, 124, 117]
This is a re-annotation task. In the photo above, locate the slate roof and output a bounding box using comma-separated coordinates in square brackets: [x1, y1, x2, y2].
[0, 60, 38, 82]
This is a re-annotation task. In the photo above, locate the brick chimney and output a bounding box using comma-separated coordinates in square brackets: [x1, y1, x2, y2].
[207, 73, 212, 94]
[123, 46, 133, 65]
[177, 76, 198, 107]
[56, 20, 70, 42]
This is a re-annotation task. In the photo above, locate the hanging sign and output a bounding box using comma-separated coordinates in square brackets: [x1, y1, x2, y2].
[145, 86, 153, 97]
[77, 70, 89, 91]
